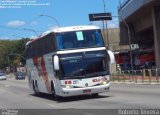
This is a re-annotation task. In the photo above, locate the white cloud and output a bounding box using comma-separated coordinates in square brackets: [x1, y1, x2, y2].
[7, 20, 26, 27]
[0, 37, 10, 40]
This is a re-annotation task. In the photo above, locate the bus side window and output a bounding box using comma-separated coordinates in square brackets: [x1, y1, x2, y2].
[87, 35, 96, 46]
[63, 42, 74, 48]
[78, 41, 84, 47]
[63, 37, 75, 48]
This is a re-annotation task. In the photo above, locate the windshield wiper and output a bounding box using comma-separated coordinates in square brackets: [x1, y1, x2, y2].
[74, 75, 86, 79]
[61, 74, 85, 79]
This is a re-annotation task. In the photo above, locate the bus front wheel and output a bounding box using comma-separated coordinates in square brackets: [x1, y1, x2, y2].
[92, 93, 99, 97]
[33, 80, 40, 96]
[51, 82, 60, 101]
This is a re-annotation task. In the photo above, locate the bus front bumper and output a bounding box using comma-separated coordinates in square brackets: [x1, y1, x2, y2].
[59, 83, 110, 97]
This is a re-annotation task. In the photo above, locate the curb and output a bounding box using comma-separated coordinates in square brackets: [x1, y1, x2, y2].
[111, 82, 160, 85]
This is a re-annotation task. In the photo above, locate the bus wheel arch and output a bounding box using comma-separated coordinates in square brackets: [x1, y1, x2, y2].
[33, 80, 40, 96]
[51, 81, 60, 101]
[32, 80, 35, 90]
[92, 93, 99, 97]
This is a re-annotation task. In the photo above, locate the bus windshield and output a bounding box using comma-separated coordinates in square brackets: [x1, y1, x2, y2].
[59, 51, 108, 79]
[56, 29, 104, 50]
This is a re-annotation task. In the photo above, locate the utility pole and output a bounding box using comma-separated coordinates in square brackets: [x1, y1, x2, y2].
[102, 0, 110, 49]
[89, 12, 112, 50]
[110, 15, 134, 75]
[120, 16, 134, 75]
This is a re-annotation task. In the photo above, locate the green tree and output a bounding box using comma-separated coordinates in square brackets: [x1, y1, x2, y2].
[0, 38, 30, 71]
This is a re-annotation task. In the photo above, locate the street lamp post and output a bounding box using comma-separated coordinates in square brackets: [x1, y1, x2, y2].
[23, 28, 39, 37]
[110, 15, 134, 74]
[39, 14, 60, 27]
[102, 0, 110, 48]
[119, 16, 134, 74]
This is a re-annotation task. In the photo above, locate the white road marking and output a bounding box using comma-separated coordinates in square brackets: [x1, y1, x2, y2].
[5, 85, 10, 87]
[48, 104, 56, 107]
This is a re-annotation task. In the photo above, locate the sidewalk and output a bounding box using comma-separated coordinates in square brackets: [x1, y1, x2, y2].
[111, 81, 160, 85]
[111, 75, 160, 85]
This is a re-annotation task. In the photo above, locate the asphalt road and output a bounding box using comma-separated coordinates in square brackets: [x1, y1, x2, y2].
[0, 75, 160, 115]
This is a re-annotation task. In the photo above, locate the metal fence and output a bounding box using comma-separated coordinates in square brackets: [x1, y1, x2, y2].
[111, 68, 160, 84]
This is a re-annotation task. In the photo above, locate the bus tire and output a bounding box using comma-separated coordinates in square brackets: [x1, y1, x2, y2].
[33, 80, 40, 96]
[32, 80, 35, 92]
[51, 82, 60, 101]
[92, 93, 99, 97]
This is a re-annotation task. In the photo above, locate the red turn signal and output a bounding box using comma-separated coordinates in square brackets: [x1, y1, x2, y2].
[65, 80, 72, 84]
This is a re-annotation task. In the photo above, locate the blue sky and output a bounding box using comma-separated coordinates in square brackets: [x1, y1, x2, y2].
[0, 0, 120, 40]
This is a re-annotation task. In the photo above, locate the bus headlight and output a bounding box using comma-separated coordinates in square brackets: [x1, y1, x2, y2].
[101, 81, 107, 85]
[66, 85, 72, 89]
[61, 85, 73, 89]
[101, 80, 110, 85]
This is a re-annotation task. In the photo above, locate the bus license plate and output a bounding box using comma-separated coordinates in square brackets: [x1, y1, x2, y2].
[83, 89, 91, 93]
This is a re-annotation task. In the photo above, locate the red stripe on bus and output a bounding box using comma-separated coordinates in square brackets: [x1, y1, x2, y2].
[33, 56, 38, 66]
[41, 57, 51, 93]
[33, 56, 51, 93]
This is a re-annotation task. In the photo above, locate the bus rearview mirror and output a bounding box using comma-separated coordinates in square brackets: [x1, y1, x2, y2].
[53, 55, 60, 71]
[107, 50, 115, 64]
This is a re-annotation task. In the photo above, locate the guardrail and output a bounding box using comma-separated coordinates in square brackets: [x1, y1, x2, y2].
[111, 68, 160, 84]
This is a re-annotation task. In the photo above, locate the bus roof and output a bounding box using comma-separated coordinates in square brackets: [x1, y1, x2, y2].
[52, 25, 99, 33]
[27, 25, 100, 45]
[41, 25, 99, 36]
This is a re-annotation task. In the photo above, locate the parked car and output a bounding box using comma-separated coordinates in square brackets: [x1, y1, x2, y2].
[15, 72, 25, 80]
[0, 72, 7, 80]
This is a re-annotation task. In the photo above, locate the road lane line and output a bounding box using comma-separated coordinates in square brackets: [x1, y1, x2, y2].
[48, 104, 56, 107]
[5, 85, 10, 87]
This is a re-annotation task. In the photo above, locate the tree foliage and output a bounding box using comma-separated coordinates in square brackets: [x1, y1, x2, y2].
[0, 38, 30, 70]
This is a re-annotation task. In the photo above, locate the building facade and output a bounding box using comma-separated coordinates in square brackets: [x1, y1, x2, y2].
[119, 0, 160, 68]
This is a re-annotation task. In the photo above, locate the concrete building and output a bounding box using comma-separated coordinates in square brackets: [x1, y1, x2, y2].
[119, 0, 160, 68]
[102, 28, 130, 52]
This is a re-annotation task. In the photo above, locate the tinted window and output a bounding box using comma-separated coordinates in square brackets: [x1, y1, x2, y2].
[59, 50, 108, 79]
[0, 73, 5, 76]
[25, 33, 56, 59]
[56, 29, 104, 50]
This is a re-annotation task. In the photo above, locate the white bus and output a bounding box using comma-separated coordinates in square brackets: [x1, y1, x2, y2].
[25, 25, 115, 100]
